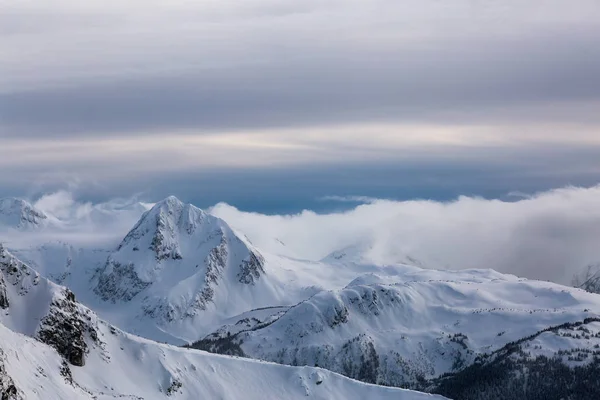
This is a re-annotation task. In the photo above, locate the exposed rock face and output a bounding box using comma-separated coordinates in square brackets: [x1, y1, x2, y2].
[36, 289, 99, 367]
[0, 244, 41, 299]
[94, 259, 151, 302]
[0, 245, 100, 367]
[195, 271, 600, 398]
[238, 251, 265, 285]
[0, 274, 8, 310]
[117, 196, 188, 262]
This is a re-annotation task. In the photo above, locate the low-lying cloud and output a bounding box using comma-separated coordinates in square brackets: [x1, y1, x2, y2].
[2, 185, 600, 287]
[211, 185, 600, 285]
[0, 190, 151, 249]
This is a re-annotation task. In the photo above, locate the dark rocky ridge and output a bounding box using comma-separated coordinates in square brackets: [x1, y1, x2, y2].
[36, 289, 101, 367]
[0, 245, 101, 367]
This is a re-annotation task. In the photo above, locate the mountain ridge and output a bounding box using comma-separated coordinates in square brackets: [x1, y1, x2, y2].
[0, 245, 439, 400]
[0, 198, 49, 230]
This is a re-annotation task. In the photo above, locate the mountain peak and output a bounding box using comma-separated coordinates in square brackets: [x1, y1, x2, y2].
[0, 197, 48, 229]
[94, 197, 266, 328]
[118, 196, 208, 260]
[154, 195, 185, 210]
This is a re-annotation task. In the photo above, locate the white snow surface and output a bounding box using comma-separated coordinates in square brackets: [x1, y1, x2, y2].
[0, 246, 443, 400]
[0, 322, 443, 400]
[202, 267, 600, 386]
[4, 195, 600, 396]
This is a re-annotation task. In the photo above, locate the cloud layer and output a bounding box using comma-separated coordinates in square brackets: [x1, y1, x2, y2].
[211, 185, 600, 285]
[2, 185, 600, 286]
[2, 0, 600, 196]
[0, 190, 151, 249]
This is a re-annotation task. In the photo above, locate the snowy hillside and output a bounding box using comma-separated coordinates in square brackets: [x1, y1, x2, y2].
[0, 322, 445, 400]
[194, 266, 600, 394]
[0, 247, 443, 400]
[0, 198, 49, 230]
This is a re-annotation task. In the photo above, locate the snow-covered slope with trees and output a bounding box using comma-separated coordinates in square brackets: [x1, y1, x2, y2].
[194, 266, 600, 395]
[0, 246, 442, 400]
[4, 194, 600, 399]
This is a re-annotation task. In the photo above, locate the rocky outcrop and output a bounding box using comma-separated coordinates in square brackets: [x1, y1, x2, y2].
[93, 259, 151, 302]
[0, 274, 8, 310]
[0, 245, 100, 367]
[0, 244, 41, 298]
[238, 251, 265, 285]
[36, 289, 100, 367]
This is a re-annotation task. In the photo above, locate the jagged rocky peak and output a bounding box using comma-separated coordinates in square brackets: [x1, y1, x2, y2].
[94, 196, 266, 322]
[117, 195, 209, 260]
[0, 198, 48, 229]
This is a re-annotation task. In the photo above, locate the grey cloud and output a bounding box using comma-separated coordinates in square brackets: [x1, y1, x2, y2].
[2, 2, 600, 138]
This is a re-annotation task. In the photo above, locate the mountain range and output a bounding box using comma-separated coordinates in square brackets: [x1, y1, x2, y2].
[1, 195, 600, 399]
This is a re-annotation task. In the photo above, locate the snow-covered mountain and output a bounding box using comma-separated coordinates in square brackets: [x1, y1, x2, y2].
[1, 196, 422, 344]
[0, 246, 442, 400]
[194, 265, 600, 397]
[5, 193, 600, 399]
[94, 196, 265, 303]
[0, 198, 50, 230]
[88, 197, 313, 342]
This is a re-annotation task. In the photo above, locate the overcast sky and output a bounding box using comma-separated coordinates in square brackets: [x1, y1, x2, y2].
[2, 0, 600, 211]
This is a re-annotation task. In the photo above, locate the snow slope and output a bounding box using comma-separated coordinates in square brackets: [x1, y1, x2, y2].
[9, 242, 110, 288]
[195, 265, 600, 389]
[0, 322, 445, 400]
[0, 247, 443, 400]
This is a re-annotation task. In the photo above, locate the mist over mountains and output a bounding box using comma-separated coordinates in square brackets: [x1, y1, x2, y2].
[5, 185, 600, 286]
[1, 186, 600, 398]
